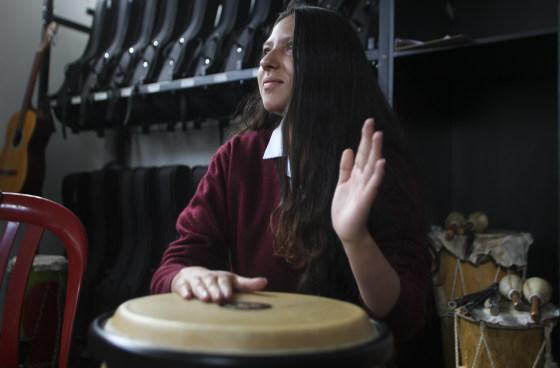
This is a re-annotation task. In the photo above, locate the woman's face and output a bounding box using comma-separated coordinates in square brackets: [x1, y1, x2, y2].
[257, 15, 294, 116]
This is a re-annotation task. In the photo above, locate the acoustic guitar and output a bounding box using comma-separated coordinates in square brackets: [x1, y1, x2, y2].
[0, 22, 57, 194]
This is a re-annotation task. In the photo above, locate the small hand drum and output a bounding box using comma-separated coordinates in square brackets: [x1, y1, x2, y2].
[88, 292, 393, 368]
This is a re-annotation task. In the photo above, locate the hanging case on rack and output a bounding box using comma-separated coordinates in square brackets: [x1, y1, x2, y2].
[349, 0, 379, 50]
[80, 0, 145, 92]
[223, 0, 283, 72]
[53, 0, 118, 133]
[156, 0, 220, 82]
[108, 0, 162, 88]
[128, 0, 196, 85]
[192, 0, 252, 76]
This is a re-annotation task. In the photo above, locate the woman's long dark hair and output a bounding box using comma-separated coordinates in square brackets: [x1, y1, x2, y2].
[232, 5, 414, 302]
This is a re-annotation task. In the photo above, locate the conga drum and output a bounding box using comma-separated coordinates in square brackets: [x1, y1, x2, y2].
[454, 303, 559, 368]
[88, 292, 393, 367]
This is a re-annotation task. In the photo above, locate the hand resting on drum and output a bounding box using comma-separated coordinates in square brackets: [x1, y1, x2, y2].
[171, 266, 268, 303]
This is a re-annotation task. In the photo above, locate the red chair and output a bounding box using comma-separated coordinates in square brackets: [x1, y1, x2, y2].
[0, 192, 87, 368]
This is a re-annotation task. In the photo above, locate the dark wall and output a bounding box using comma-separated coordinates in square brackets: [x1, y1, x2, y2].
[395, 34, 558, 299]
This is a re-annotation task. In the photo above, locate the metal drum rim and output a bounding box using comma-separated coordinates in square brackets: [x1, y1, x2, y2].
[88, 312, 394, 368]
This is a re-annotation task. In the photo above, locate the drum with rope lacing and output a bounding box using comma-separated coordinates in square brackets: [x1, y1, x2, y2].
[429, 226, 532, 368]
[453, 302, 559, 368]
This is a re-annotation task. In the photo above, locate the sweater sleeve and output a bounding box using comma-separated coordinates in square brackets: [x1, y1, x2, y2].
[150, 142, 233, 294]
[371, 155, 432, 342]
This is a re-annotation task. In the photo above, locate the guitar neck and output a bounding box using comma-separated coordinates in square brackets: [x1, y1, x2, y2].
[16, 40, 49, 134]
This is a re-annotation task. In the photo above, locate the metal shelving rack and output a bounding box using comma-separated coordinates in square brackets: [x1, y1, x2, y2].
[55, 68, 260, 106]
[41, 0, 556, 119]
[43, 1, 384, 112]
[375, 0, 558, 106]
[41, 0, 262, 113]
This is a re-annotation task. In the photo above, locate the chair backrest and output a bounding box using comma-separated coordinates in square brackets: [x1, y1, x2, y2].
[0, 192, 87, 368]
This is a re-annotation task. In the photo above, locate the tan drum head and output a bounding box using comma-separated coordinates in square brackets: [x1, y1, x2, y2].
[104, 292, 378, 355]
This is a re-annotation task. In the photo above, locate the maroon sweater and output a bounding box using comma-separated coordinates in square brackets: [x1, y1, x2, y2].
[150, 129, 431, 341]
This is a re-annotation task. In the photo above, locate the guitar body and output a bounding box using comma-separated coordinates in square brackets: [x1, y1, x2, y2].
[0, 110, 51, 194]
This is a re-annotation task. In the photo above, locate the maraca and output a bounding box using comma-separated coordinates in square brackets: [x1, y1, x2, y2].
[499, 274, 523, 310]
[464, 211, 489, 234]
[445, 212, 465, 240]
[522, 277, 552, 322]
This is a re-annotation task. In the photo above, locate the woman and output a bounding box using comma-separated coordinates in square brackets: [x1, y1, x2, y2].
[151, 4, 431, 342]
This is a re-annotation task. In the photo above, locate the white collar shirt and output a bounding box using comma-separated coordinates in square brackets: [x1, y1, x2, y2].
[262, 123, 291, 177]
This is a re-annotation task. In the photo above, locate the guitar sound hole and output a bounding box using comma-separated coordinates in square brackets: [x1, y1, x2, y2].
[12, 131, 23, 147]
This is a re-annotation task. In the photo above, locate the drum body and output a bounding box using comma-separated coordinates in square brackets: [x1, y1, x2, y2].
[435, 250, 510, 368]
[88, 292, 394, 368]
[456, 312, 546, 368]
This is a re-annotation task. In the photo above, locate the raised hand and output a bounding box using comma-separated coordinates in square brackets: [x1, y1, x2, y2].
[331, 118, 385, 245]
[171, 266, 268, 303]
